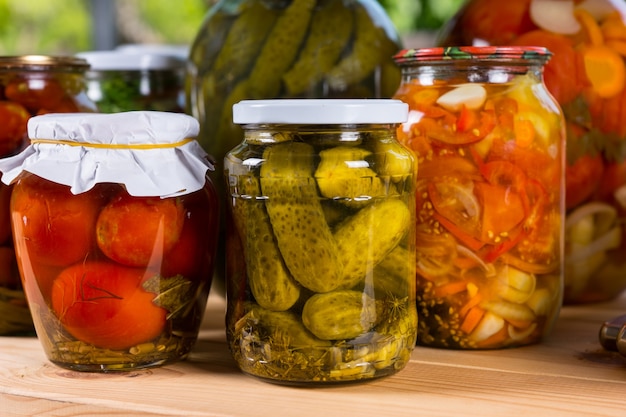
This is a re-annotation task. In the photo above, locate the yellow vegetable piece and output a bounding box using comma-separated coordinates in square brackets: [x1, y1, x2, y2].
[581, 44, 626, 98]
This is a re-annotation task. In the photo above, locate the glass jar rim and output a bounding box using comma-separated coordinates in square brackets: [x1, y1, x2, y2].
[393, 46, 552, 65]
[0, 55, 90, 72]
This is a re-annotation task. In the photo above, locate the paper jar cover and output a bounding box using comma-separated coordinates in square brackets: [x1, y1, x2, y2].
[0, 111, 214, 198]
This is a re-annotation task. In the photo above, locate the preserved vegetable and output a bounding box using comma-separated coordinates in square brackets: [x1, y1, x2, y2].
[393, 47, 564, 349]
[225, 99, 417, 383]
[0, 112, 218, 371]
[437, 0, 626, 303]
[0, 55, 96, 335]
[187, 0, 403, 294]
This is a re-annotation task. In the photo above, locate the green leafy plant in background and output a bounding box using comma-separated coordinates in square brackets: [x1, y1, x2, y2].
[378, 0, 465, 33]
[0, 0, 91, 55]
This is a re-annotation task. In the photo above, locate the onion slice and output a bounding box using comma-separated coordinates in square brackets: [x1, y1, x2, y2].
[529, 0, 581, 34]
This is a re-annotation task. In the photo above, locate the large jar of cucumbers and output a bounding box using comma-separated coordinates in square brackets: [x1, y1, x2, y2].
[186, 0, 403, 292]
[225, 99, 417, 384]
[393, 47, 565, 349]
[437, 0, 626, 304]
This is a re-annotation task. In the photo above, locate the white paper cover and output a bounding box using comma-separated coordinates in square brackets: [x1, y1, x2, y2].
[0, 111, 214, 198]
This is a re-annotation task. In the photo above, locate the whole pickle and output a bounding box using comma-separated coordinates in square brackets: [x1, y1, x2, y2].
[301, 290, 380, 340]
[260, 142, 343, 293]
[334, 199, 411, 289]
[231, 175, 301, 311]
[325, 2, 400, 91]
[371, 244, 415, 298]
[234, 303, 331, 357]
[282, 0, 354, 95]
[247, 0, 317, 98]
[314, 146, 387, 207]
[210, 0, 278, 85]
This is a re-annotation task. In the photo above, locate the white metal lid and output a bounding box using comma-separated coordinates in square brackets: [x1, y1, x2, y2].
[0, 111, 213, 198]
[76, 50, 185, 71]
[232, 99, 409, 125]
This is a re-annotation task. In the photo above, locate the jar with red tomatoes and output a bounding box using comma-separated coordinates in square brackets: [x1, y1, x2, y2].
[393, 46, 565, 349]
[437, 0, 626, 304]
[0, 55, 96, 336]
[0, 111, 219, 371]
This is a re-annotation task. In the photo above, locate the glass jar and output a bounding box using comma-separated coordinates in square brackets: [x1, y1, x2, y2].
[76, 50, 185, 113]
[437, 0, 626, 304]
[0, 55, 96, 336]
[0, 111, 219, 371]
[186, 0, 403, 295]
[393, 46, 565, 349]
[225, 99, 417, 384]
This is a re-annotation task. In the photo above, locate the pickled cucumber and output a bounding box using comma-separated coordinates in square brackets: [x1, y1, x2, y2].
[370, 245, 415, 298]
[334, 199, 411, 289]
[301, 290, 380, 340]
[282, 0, 354, 95]
[325, 2, 400, 91]
[369, 135, 415, 182]
[314, 146, 387, 207]
[210, 0, 278, 84]
[232, 175, 301, 311]
[260, 142, 343, 293]
[247, 0, 317, 98]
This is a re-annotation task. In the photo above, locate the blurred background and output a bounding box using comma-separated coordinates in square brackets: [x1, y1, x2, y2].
[0, 0, 465, 55]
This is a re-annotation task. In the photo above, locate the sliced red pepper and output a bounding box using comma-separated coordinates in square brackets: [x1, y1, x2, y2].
[432, 211, 485, 251]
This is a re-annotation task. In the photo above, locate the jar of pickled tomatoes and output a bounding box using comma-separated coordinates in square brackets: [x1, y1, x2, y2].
[0, 111, 219, 371]
[437, 0, 626, 304]
[225, 99, 417, 383]
[393, 46, 565, 349]
[0, 55, 96, 335]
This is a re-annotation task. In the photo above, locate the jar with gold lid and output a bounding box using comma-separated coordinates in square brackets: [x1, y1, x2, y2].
[0, 55, 96, 336]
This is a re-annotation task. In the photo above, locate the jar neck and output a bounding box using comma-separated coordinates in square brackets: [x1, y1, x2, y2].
[241, 124, 399, 144]
[398, 60, 546, 85]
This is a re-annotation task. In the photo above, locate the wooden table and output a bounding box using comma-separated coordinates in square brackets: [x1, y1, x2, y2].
[1, 290, 625, 417]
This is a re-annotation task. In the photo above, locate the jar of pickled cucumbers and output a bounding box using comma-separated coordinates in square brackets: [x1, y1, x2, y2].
[437, 0, 626, 304]
[187, 0, 403, 296]
[225, 99, 417, 383]
[393, 46, 565, 349]
[0, 111, 219, 371]
[0, 55, 96, 336]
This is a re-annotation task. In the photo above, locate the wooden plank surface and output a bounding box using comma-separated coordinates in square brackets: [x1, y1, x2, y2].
[1, 291, 625, 417]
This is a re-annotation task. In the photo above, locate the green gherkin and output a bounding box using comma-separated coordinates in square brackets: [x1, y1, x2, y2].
[314, 146, 387, 207]
[282, 0, 354, 95]
[247, 0, 317, 98]
[325, 2, 400, 90]
[301, 290, 380, 340]
[334, 199, 411, 290]
[260, 142, 343, 293]
[231, 175, 301, 311]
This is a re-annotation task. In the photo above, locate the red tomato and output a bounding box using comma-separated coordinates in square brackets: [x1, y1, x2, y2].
[565, 154, 604, 209]
[5, 77, 65, 112]
[11, 175, 102, 267]
[474, 182, 525, 242]
[511, 30, 587, 105]
[96, 193, 185, 267]
[0, 246, 19, 289]
[0, 101, 29, 155]
[0, 182, 13, 245]
[51, 261, 166, 350]
[455, 0, 536, 45]
[594, 160, 626, 202]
